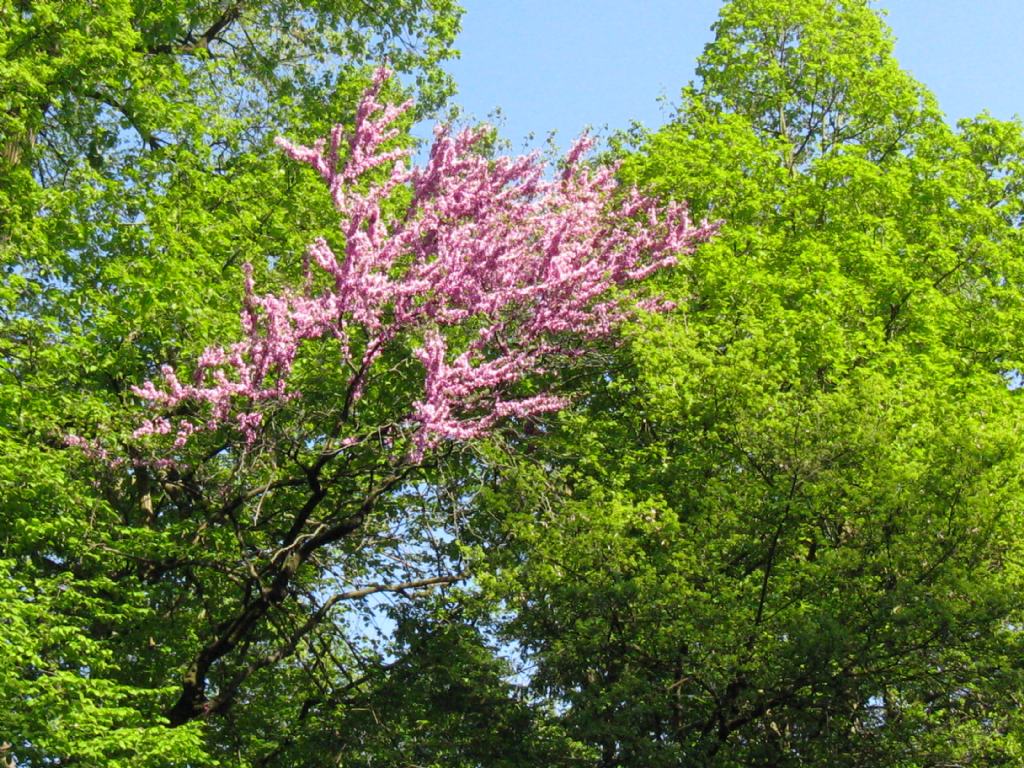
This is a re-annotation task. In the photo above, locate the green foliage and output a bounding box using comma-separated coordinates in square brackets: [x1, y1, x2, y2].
[478, 1, 1024, 765]
[0, 560, 207, 765]
[1, 1, 469, 764]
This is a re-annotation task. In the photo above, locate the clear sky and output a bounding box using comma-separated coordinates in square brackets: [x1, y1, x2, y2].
[439, 0, 1024, 152]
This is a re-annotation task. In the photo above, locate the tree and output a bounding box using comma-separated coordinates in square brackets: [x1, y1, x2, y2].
[478, 1, 1024, 765]
[0, 1, 447, 763]
[2, 36, 716, 763]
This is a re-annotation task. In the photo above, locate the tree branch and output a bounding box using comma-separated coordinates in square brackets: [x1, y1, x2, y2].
[205, 571, 467, 717]
[148, 2, 244, 56]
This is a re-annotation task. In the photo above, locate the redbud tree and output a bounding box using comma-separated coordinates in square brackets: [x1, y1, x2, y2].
[80, 71, 717, 727]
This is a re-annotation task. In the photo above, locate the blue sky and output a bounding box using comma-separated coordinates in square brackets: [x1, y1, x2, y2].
[439, 0, 1024, 152]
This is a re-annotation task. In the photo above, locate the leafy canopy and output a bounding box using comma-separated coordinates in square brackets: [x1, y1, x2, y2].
[0, 6, 715, 761]
[477, 1, 1024, 765]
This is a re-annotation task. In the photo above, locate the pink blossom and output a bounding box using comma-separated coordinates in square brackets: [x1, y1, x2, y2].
[64, 434, 115, 464]
[125, 69, 718, 458]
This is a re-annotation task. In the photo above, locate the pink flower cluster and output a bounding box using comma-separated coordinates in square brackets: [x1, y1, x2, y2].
[131, 69, 718, 457]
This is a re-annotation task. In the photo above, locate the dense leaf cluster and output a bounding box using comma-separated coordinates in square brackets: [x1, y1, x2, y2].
[479, 1, 1024, 765]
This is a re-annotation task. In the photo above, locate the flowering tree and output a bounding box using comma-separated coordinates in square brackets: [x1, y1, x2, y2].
[131, 69, 716, 459]
[74, 70, 716, 730]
